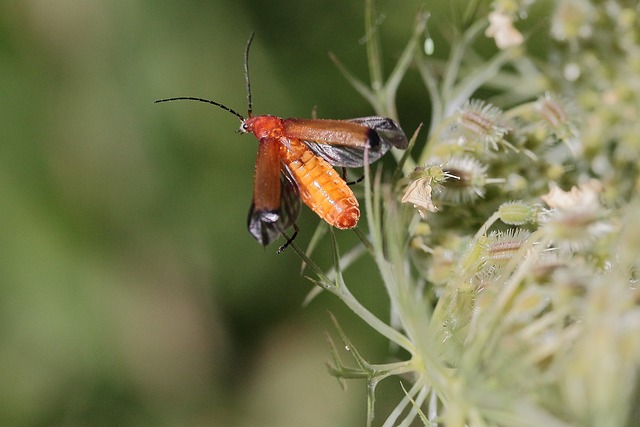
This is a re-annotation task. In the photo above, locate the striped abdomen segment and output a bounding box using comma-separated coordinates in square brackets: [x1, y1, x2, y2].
[280, 138, 359, 229]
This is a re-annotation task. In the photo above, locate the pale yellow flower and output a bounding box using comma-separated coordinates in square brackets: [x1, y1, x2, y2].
[540, 180, 602, 211]
[485, 11, 524, 49]
[540, 180, 611, 251]
[402, 177, 438, 219]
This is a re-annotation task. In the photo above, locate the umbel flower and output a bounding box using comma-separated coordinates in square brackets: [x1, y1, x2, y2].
[539, 179, 613, 251]
[456, 99, 510, 151]
[401, 164, 459, 218]
[541, 180, 602, 211]
[535, 92, 579, 146]
[438, 156, 503, 203]
[401, 176, 438, 219]
[485, 10, 524, 49]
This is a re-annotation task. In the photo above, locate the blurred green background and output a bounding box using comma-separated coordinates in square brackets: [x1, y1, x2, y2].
[0, 0, 430, 425]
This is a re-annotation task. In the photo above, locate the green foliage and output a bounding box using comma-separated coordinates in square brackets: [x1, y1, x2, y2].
[308, 0, 640, 425]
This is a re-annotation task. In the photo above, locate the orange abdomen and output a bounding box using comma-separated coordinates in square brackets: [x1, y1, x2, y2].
[280, 138, 359, 229]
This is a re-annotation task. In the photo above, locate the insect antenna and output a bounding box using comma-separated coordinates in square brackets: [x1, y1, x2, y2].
[155, 32, 256, 122]
[244, 31, 255, 118]
[154, 97, 245, 121]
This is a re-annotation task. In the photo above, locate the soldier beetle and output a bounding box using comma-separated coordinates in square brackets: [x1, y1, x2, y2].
[156, 33, 408, 252]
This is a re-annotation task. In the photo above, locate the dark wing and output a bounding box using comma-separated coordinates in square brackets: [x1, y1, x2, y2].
[277, 164, 301, 232]
[303, 116, 408, 168]
[247, 164, 300, 246]
[349, 116, 409, 149]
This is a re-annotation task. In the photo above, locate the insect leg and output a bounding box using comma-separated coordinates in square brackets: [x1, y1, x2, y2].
[277, 223, 299, 254]
[340, 167, 364, 186]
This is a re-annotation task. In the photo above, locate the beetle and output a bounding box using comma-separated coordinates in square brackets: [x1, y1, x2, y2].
[156, 33, 408, 252]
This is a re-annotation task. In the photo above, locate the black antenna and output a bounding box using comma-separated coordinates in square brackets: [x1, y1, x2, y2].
[154, 97, 245, 121]
[155, 32, 256, 122]
[244, 32, 255, 118]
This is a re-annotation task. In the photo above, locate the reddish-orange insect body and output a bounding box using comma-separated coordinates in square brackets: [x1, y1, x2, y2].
[156, 33, 407, 252]
[244, 115, 360, 230]
[279, 134, 360, 229]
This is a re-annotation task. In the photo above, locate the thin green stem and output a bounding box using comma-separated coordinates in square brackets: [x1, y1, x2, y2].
[365, 0, 383, 94]
[416, 52, 444, 134]
[473, 211, 501, 241]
